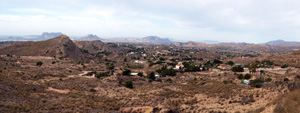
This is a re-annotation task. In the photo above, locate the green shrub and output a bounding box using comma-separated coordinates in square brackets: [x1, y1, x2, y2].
[36, 61, 43, 66]
[122, 69, 131, 76]
[166, 78, 172, 83]
[231, 66, 244, 72]
[250, 77, 265, 88]
[90, 88, 96, 92]
[244, 74, 251, 79]
[223, 80, 233, 84]
[156, 78, 162, 82]
[265, 78, 272, 82]
[125, 81, 133, 89]
[149, 72, 156, 80]
[96, 72, 109, 78]
[226, 61, 234, 66]
[284, 78, 289, 81]
[237, 74, 244, 80]
[137, 72, 143, 77]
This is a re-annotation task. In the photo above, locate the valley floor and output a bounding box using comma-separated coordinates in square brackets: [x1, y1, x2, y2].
[1, 56, 298, 113]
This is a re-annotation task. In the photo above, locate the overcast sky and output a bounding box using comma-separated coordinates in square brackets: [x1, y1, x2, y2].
[1, 0, 300, 43]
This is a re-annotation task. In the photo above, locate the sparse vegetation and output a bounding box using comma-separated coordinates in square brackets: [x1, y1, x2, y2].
[244, 74, 251, 79]
[137, 72, 143, 77]
[122, 69, 131, 76]
[149, 71, 156, 80]
[231, 65, 244, 72]
[237, 74, 244, 80]
[284, 78, 289, 81]
[36, 61, 43, 66]
[0, 34, 299, 113]
[124, 81, 133, 89]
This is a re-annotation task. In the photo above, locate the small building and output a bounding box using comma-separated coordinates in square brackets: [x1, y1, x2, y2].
[0, 55, 6, 57]
[141, 54, 147, 57]
[113, 72, 122, 76]
[217, 64, 230, 69]
[175, 62, 184, 69]
[155, 74, 160, 78]
[243, 68, 250, 74]
[241, 80, 250, 84]
[166, 64, 173, 70]
[134, 60, 146, 64]
[255, 71, 261, 75]
[273, 66, 281, 70]
[130, 72, 138, 76]
[92, 73, 96, 77]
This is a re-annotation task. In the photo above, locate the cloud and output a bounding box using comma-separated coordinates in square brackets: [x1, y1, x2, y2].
[1, 0, 300, 43]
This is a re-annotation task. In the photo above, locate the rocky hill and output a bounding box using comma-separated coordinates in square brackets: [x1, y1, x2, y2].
[73, 40, 106, 54]
[141, 36, 172, 44]
[73, 40, 133, 54]
[265, 39, 299, 45]
[39, 32, 64, 40]
[0, 35, 83, 60]
[76, 34, 103, 41]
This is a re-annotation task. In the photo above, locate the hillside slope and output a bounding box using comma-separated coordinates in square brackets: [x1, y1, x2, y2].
[0, 35, 83, 60]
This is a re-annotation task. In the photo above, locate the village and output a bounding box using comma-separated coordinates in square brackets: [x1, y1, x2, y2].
[1, 36, 300, 113]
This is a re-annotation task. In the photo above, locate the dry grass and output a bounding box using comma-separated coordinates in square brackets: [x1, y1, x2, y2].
[274, 89, 300, 113]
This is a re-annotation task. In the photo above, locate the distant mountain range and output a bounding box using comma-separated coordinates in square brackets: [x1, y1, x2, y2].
[264, 39, 299, 45]
[0, 33, 172, 44]
[0, 32, 63, 41]
[2, 34, 300, 56]
[0, 32, 300, 46]
[102, 36, 172, 44]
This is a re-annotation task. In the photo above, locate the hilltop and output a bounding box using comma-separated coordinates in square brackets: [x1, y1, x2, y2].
[0, 35, 83, 60]
[76, 34, 104, 41]
[265, 39, 299, 45]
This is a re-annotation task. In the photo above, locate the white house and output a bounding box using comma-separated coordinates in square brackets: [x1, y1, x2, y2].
[155, 74, 160, 78]
[130, 72, 138, 76]
[141, 54, 147, 57]
[175, 62, 184, 69]
[134, 60, 146, 64]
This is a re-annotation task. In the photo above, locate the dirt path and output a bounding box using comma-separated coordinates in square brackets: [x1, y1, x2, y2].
[78, 71, 91, 76]
[46, 87, 70, 94]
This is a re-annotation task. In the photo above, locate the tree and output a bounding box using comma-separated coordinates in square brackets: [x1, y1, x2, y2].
[159, 57, 166, 61]
[281, 64, 288, 68]
[250, 77, 265, 88]
[231, 66, 244, 72]
[96, 72, 109, 78]
[265, 78, 272, 82]
[237, 74, 244, 80]
[90, 88, 96, 92]
[122, 69, 131, 76]
[137, 72, 143, 77]
[36, 61, 43, 66]
[226, 61, 234, 66]
[149, 71, 156, 80]
[166, 78, 172, 83]
[244, 74, 251, 79]
[125, 81, 133, 89]
[213, 59, 223, 64]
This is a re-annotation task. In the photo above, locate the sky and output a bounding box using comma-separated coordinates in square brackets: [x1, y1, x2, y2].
[1, 0, 300, 43]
